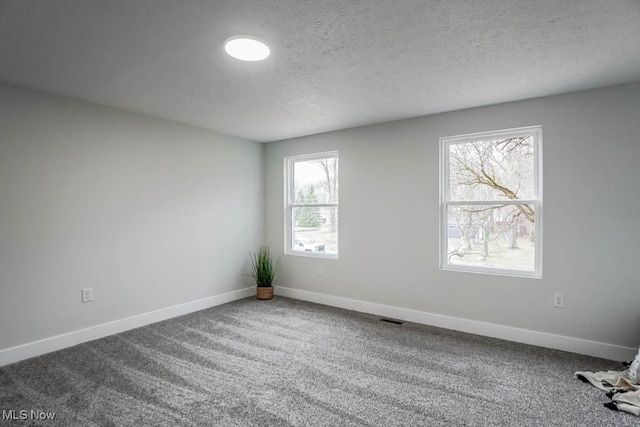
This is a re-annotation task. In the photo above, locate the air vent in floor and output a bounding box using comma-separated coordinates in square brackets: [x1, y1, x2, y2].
[380, 318, 404, 325]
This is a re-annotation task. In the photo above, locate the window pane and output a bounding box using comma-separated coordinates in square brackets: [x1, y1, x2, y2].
[449, 136, 534, 201]
[292, 206, 338, 255]
[446, 204, 535, 271]
[293, 157, 338, 204]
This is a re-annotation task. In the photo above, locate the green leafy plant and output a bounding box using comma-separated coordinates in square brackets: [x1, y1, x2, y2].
[249, 246, 279, 288]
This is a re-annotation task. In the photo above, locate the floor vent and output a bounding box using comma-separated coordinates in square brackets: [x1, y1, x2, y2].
[380, 318, 404, 325]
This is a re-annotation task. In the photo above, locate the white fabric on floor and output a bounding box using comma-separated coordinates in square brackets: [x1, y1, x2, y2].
[575, 369, 640, 417]
[574, 370, 640, 392]
[614, 389, 640, 416]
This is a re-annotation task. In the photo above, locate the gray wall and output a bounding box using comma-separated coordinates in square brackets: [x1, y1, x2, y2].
[0, 84, 263, 350]
[265, 82, 640, 349]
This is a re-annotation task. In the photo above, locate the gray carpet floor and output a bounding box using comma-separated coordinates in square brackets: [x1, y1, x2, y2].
[0, 296, 636, 426]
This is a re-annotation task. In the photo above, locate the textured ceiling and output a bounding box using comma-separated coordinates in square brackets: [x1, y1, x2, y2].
[1, 1, 639, 142]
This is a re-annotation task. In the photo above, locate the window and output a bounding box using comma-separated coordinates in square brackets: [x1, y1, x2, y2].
[285, 152, 338, 258]
[440, 126, 542, 278]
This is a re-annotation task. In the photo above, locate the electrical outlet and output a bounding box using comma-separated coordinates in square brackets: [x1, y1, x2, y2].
[316, 265, 323, 276]
[82, 288, 94, 303]
[553, 293, 565, 308]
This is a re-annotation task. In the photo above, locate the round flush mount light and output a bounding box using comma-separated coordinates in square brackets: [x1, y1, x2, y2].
[224, 36, 270, 61]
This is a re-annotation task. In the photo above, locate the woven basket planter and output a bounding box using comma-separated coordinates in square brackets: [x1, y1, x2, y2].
[256, 286, 274, 300]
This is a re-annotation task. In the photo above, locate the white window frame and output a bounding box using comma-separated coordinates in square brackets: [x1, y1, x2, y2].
[440, 126, 543, 278]
[285, 151, 339, 259]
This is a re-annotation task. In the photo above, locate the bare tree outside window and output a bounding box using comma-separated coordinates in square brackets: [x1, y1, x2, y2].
[441, 127, 542, 277]
[312, 158, 338, 232]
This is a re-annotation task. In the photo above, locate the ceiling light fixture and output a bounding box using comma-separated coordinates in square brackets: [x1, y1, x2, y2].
[224, 36, 270, 61]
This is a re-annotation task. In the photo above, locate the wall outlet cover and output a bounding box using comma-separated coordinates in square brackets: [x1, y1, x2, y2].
[82, 288, 94, 303]
[553, 293, 565, 308]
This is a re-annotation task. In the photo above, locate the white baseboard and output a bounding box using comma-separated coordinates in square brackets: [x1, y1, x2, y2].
[275, 286, 636, 362]
[0, 287, 254, 367]
[4, 286, 634, 366]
